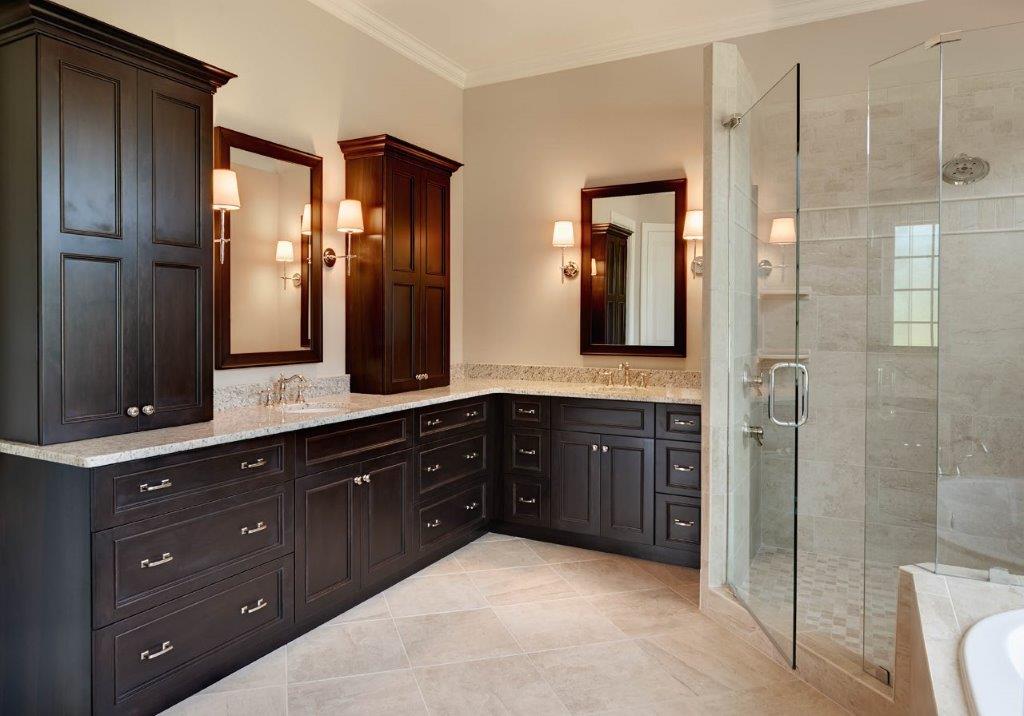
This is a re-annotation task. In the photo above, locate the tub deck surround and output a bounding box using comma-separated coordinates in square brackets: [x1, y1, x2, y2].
[0, 379, 700, 468]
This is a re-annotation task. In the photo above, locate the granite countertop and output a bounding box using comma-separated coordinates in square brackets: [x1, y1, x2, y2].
[0, 378, 701, 468]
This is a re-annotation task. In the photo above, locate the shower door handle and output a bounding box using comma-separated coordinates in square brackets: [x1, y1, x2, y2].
[768, 362, 809, 428]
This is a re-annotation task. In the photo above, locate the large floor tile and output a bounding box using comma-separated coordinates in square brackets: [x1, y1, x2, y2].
[468, 564, 578, 606]
[493, 597, 626, 652]
[385, 572, 488, 617]
[474, 532, 521, 543]
[633, 559, 701, 598]
[413, 554, 465, 577]
[658, 679, 850, 715]
[203, 646, 285, 693]
[288, 669, 426, 715]
[328, 593, 390, 624]
[528, 640, 694, 712]
[161, 686, 287, 715]
[552, 558, 664, 595]
[521, 540, 609, 564]
[453, 539, 547, 571]
[287, 620, 409, 683]
[587, 587, 698, 636]
[415, 654, 569, 715]
[396, 607, 523, 667]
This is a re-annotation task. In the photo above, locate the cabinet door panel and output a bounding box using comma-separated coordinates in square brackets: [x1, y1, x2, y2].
[388, 282, 418, 391]
[420, 283, 448, 385]
[551, 431, 600, 535]
[423, 174, 447, 276]
[361, 450, 415, 589]
[388, 162, 418, 273]
[417, 170, 450, 387]
[600, 435, 654, 544]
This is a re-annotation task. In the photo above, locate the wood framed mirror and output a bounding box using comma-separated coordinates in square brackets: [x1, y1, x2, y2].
[580, 178, 687, 357]
[214, 127, 323, 368]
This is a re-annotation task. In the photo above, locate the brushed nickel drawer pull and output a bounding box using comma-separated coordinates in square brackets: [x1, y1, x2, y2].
[673, 418, 697, 427]
[426, 518, 442, 528]
[426, 418, 443, 427]
[672, 464, 696, 472]
[463, 452, 479, 460]
[517, 448, 537, 456]
[516, 408, 537, 415]
[140, 552, 173, 569]
[140, 640, 173, 661]
[518, 497, 537, 504]
[465, 410, 480, 418]
[464, 501, 479, 510]
[241, 457, 267, 470]
[139, 478, 172, 493]
[425, 463, 442, 473]
[240, 597, 267, 615]
[673, 519, 695, 528]
[240, 520, 267, 536]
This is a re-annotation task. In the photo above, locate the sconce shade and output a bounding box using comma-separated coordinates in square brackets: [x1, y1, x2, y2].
[552, 220, 575, 248]
[682, 210, 703, 240]
[275, 240, 295, 263]
[769, 216, 797, 244]
[301, 203, 312, 236]
[337, 199, 364, 233]
[212, 169, 241, 210]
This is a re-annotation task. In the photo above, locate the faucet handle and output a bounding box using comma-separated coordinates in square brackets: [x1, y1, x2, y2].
[598, 369, 614, 387]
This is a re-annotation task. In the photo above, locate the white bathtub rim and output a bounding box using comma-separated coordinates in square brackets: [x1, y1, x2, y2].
[960, 607, 1024, 716]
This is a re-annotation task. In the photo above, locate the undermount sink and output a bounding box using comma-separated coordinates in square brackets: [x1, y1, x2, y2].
[277, 403, 341, 414]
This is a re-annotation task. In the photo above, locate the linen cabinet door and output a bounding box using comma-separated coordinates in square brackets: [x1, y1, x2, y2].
[600, 435, 655, 544]
[37, 38, 141, 443]
[551, 431, 600, 535]
[136, 71, 213, 429]
[418, 168, 450, 388]
[385, 156, 422, 394]
[295, 466, 362, 623]
[360, 450, 415, 590]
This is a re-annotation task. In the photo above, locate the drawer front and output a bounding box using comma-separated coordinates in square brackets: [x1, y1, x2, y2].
[552, 399, 654, 438]
[298, 411, 413, 475]
[655, 494, 701, 550]
[655, 440, 701, 495]
[94, 557, 293, 715]
[656, 404, 701, 439]
[503, 428, 549, 478]
[417, 398, 489, 441]
[505, 395, 549, 428]
[417, 480, 488, 550]
[93, 435, 293, 530]
[502, 476, 549, 527]
[93, 485, 293, 627]
[417, 432, 488, 499]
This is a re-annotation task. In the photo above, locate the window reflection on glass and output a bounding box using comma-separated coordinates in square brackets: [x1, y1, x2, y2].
[892, 223, 939, 347]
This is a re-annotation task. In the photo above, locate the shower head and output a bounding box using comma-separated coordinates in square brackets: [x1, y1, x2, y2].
[942, 153, 990, 185]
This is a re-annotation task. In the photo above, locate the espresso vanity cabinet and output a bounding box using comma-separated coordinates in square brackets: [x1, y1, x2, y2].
[339, 135, 462, 394]
[0, 1, 234, 444]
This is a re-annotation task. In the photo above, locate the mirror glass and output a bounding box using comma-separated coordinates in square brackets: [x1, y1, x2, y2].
[581, 180, 685, 356]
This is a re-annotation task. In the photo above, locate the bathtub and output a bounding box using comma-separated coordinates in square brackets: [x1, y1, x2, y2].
[961, 608, 1024, 716]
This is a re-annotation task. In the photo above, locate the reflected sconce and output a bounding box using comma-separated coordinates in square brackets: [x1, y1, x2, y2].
[300, 203, 312, 237]
[552, 220, 578, 283]
[276, 240, 301, 288]
[682, 210, 704, 277]
[335, 199, 363, 277]
[212, 169, 241, 265]
[759, 216, 795, 278]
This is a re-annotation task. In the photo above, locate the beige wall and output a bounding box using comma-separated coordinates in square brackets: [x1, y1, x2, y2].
[61, 0, 464, 388]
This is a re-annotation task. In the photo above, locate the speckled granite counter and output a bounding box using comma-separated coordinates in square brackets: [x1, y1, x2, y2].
[0, 378, 700, 468]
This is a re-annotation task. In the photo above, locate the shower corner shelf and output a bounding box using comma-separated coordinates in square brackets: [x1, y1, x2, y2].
[758, 287, 812, 298]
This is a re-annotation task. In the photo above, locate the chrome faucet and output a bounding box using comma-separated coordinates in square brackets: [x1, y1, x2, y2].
[272, 374, 309, 405]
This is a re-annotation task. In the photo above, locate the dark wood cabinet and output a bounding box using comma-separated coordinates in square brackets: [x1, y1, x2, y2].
[600, 435, 655, 544]
[361, 450, 416, 589]
[0, 5, 233, 444]
[551, 430, 601, 535]
[339, 135, 462, 394]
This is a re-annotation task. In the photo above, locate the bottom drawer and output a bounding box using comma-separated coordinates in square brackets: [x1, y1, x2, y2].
[94, 556, 293, 715]
[503, 476, 549, 528]
[655, 494, 700, 550]
[417, 480, 488, 550]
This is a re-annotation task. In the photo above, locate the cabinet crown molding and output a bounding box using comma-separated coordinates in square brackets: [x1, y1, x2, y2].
[338, 134, 463, 174]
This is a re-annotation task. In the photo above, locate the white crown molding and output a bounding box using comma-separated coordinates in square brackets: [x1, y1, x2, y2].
[305, 0, 468, 88]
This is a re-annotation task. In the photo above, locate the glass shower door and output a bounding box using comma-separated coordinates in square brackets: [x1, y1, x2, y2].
[726, 65, 804, 666]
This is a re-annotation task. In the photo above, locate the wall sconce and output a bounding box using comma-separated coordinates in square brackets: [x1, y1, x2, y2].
[276, 240, 301, 288]
[682, 209, 704, 277]
[336, 199, 363, 277]
[552, 220, 578, 283]
[212, 169, 241, 265]
[759, 216, 796, 278]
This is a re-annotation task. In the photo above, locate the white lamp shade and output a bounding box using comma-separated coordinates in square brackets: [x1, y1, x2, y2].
[337, 199, 364, 233]
[769, 216, 797, 244]
[212, 169, 241, 210]
[275, 240, 295, 263]
[300, 203, 312, 236]
[552, 220, 575, 248]
[683, 210, 703, 240]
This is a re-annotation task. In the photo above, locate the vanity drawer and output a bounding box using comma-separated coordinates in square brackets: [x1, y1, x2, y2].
[298, 411, 413, 475]
[93, 556, 293, 715]
[655, 494, 701, 550]
[417, 431, 488, 499]
[655, 440, 701, 495]
[93, 485, 293, 627]
[504, 428, 549, 478]
[503, 476, 549, 527]
[92, 435, 293, 530]
[417, 398, 489, 441]
[552, 399, 654, 438]
[505, 395, 549, 428]
[656, 404, 701, 439]
[417, 480, 488, 550]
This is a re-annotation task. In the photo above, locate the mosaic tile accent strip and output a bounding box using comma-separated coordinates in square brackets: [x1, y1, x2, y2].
[456, 363, 701, 389]
[214, 374, 350, 411]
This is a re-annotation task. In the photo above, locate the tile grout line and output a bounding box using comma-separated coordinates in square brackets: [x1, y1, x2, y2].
[385, 595, 432, 714]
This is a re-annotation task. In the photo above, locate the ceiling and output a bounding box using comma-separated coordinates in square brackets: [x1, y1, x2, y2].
[306, 0, 921, 88]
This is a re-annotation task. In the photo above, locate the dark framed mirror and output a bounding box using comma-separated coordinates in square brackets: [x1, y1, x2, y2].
[580, 178, 687, 357]
[214, 127, 323, 368]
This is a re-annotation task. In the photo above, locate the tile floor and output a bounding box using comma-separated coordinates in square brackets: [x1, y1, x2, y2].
[162, 533, 847, 715]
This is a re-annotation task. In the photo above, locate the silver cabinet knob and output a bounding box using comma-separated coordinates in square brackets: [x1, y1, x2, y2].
[142, 405, 156, 416]
[591, 444, 599, 451]
[126, 406, 141, 417]
[363, 473, 371, 484]
[354, 476, 364, 485]
[601, 445, 609, 453]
